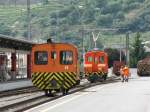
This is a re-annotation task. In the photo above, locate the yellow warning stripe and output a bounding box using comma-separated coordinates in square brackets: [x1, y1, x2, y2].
[54, 73, 68, 89]
[86, 72, 105, 76]
[46, 73, 69, 89]
[31, 72, 39, 81]
[44, 72, 53, 82]
[59, 72, 71, 88]
[63, 72, 73, 86]
[42, 73, 54, 89]
[32, 72, 44, 87]
[32, 72, 77, 90]
[55, 73, 64, 81]
[32, 72, 44, 84]
[38, 73, 49, 89]
[34, 73, 46, 89]
[36, 73, 46, 86]
[68, 72, 76, 83]
[64, 72, 74, 86]
[66, 72, 76, 84]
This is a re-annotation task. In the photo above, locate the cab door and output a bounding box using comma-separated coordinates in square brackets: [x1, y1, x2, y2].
[92, 52, 99, 72]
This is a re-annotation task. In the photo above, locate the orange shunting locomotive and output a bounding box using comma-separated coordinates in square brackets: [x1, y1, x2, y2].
[31, 39, 80, 96]
[84, 50, 108, 83]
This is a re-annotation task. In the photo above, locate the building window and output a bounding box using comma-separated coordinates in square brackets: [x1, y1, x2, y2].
[60, 51, 73, 65]
[34, 51, 48, 65]
[99, 56, 104, 64]
[51, 51, 56, 59]
[87, 56, 92, 62]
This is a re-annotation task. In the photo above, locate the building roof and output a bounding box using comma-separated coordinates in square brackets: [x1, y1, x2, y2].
[0, 34, 34, 51]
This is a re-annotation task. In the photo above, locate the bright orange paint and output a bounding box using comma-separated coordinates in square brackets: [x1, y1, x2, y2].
[31, 43, 78, 73]
[123, 66, 129, 76]
[84, 50, 108, 74]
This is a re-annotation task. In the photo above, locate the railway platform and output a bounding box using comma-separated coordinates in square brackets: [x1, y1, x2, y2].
[0, 79, 32, 92]
[26, 68, 150, 112]
[0, 68, 120, 92]
[0, 78, 89, 92]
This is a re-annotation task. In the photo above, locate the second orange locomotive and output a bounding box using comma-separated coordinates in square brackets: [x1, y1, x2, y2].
[84, 50, 108, 83]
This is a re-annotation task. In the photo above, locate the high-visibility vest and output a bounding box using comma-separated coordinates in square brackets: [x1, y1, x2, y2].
[123, 67, 129, 76]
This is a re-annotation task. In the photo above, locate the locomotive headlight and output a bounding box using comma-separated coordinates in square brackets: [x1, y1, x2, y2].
[50, 79, 57, 87]
[98, 64, 106, 67]
[84, 64, 92, 67]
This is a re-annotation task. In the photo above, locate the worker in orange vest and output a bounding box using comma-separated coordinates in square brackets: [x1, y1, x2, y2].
[122, 65, 129, 82]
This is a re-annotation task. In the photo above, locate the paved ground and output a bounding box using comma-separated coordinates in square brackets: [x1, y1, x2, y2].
[26, 69, 150, 112]
[0, 79, 32, 92]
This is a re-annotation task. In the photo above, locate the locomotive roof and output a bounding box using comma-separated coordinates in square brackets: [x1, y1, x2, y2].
[87, 50, 105, 53]
[85, 50, 107, 55]
[32, 42, 77, 49]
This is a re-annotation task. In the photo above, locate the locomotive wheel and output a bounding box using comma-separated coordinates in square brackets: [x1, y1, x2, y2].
[89, 74, 98, 83]
[90, 79, 95, 83]
[88, 76, 95, 83]
[103, 74, 107, 81]
[44, 90, 54, 97]
[76, 80, 80, 85]
[62, 88, 69, 95]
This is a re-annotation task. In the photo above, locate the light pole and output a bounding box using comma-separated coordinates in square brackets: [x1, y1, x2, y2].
[78, 5, 84, 55]
[56, 11, 59, 42]
[120, 36, 122, 62]
[77, 5, 85, 76]
[27, 0, 31, 41]
[126, 32, 130, 66]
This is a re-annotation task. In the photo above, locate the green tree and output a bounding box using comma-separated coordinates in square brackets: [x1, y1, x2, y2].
[116, 11, 124, 20]
[105, 2, 122, 14]
[67, 9, 80, 25]
[82, 6, 95, 23]
[94, 0, 107, 8]
[0, 23, 12, 35]
[42, 0, 49, 5]
[130, 32, 146, 67]
[96, 14, 113, 26]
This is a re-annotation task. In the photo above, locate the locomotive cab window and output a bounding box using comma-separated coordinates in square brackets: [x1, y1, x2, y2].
[51, 51, 56, 59]
[60, 51, 73, 65]
[34, 51, 48, 65]
[87, 56, 92, 62]
[99, 56, 104, 64]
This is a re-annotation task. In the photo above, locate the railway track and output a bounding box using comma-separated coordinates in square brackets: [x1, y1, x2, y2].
[0, 76, 119, 112]
[0, 86, 41, 98]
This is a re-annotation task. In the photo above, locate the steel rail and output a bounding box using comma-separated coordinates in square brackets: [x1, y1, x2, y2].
[0, 76, 119, 112]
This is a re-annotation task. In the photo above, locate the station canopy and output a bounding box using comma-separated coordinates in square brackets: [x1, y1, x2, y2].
[0, 34, 34, 51]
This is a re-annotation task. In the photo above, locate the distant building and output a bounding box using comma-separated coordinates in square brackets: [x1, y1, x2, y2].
[144, 46, 150, 52]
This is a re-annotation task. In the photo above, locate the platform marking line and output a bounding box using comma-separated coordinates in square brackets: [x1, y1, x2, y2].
[42, 95, 82, 112]
[26, 84, 109, 112]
